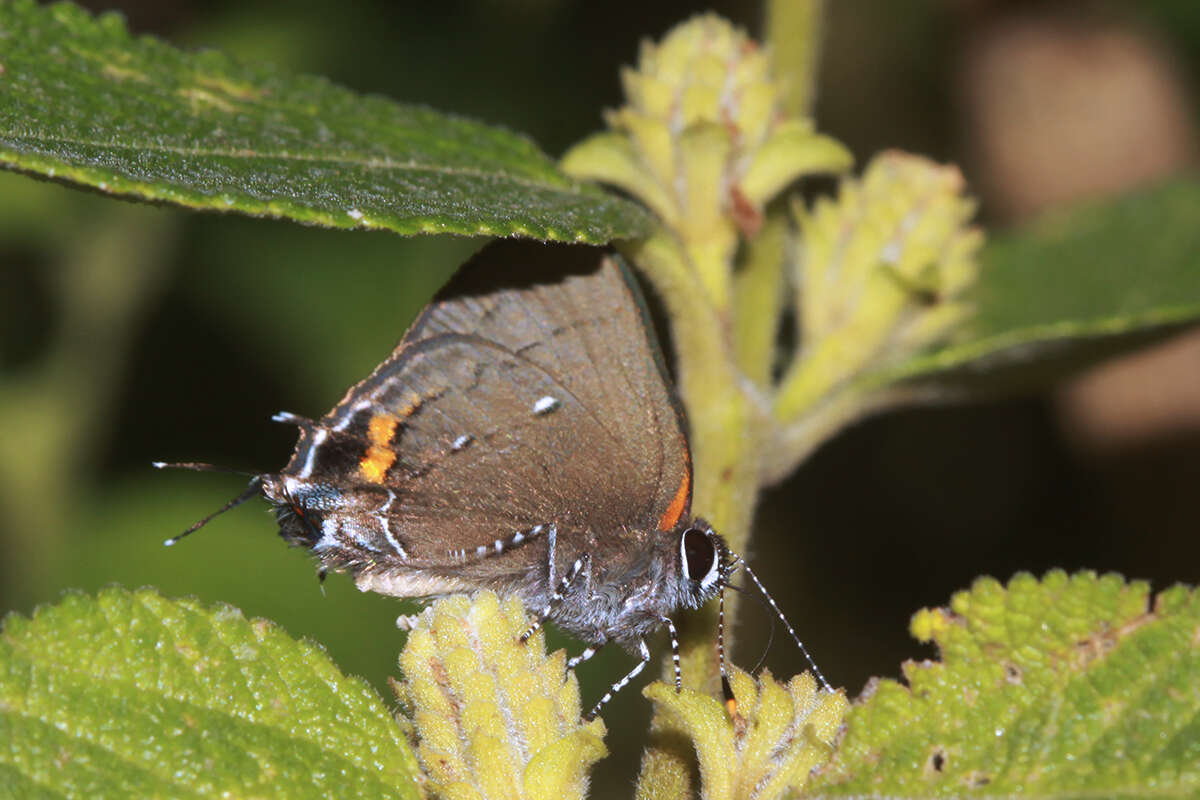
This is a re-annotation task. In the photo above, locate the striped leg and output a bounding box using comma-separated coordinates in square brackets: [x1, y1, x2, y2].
[659, 616, 681, 692]
[718, 589, 736, 710]
[584, 639, 651, 721]
[567, 642, 604, 670]
[520, 553, 590, 643]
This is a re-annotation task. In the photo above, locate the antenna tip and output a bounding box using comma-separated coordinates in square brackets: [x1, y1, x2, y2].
[151, 461, 168, 469]
[272, 411, 314, 429]
[163, 536, 179, 547]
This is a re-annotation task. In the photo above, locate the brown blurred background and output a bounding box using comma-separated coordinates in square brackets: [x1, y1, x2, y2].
[2, 0, 1198, 790]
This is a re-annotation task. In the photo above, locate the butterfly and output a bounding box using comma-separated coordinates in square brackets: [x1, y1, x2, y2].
[163, 240, 826, 718]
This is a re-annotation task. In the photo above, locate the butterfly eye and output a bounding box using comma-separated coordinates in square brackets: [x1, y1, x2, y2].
[681, 527, 719, 584]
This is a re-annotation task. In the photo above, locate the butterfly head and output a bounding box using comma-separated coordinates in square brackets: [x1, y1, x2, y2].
[260, 474, 338, 551]
[676, 520, 735, 609]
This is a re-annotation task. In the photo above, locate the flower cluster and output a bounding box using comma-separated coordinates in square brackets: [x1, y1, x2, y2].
[396, 593, 606, 800]
[644, 666, 848, 800]
[563, 14, 852, 305]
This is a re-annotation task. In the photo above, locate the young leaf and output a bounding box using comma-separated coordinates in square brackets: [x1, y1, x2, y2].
[0, 588, 421, 799]
[810, 571, 1200, 797]
[0, 0, 652, 244]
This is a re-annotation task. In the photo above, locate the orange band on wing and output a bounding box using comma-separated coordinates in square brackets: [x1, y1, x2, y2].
[360, 445, 396, 483]
[367, 412, 400, 446]
[656, 469, 690, 531]
[396, 391, 423, 419]
[360, 413, 400, 483]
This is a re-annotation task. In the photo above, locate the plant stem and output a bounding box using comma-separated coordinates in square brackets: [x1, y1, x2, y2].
[766, 0, 826, 117]
[626, 225, 779, 799]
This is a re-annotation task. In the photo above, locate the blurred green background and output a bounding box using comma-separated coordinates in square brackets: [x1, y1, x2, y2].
[3, 0, 1199, 790]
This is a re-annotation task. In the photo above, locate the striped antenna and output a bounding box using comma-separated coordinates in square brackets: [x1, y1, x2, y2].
[271, 411, 314, 428]
[741, 562, 833, 692]
[153, 462, 262, 546]
[151, 461, 252, 476]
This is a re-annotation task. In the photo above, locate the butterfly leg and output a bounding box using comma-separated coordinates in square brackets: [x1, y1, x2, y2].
[659, 616, 681, 692]
[567, 641, 605, 670]
[584, 638, 651, 721]
[520, 552, 590, 643]
[718, 589, 735, 709]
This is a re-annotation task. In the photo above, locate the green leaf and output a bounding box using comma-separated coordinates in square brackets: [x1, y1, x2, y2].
[0, 588, 421, 799]
[0, 0, 652, 243]
[810, 571, 1200, 798]
[869, 177, 1200, 391]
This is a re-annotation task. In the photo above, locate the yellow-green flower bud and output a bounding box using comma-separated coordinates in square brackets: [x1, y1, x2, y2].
[396, 593, 607, 800]
[562, 14, 851, 308]
[643, 667, 847, 800]
[777, 152, 983, 421]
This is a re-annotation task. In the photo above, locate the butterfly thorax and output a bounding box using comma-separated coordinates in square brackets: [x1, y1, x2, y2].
[542, 528, 711, 647]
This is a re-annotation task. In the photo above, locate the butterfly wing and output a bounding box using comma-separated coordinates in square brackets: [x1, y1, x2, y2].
[274, 242, 693, 594]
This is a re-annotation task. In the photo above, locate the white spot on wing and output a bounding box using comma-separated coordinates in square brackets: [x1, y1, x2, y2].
[348, 208, 364, 220]
[452, 433, 473, 451]
[533, 395, 560, 415]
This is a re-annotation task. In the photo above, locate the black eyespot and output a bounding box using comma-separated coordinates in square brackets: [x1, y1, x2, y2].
[682, 528, 716, 582]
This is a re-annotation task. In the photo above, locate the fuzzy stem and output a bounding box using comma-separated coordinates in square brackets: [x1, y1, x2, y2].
[625, 226, 776, 799]
[766, 0, 826, 117]
[733, 212, 789, 387]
